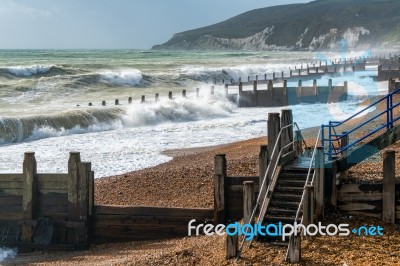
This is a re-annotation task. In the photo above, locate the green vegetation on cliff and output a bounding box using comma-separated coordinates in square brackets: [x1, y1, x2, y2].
[153, 0, 400, 50]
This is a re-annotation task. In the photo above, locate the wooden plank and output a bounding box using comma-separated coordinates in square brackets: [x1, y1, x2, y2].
[0, 205, 22, 213]
[37, 174, 68, 182]
[94, 205, 213, 218]
[336, 183, 382, 193]
[38, 181, 68, 191]
[0, 188, 23, 196]
[226, 176, 258, 186]
[337, 193, 383, 202]
[0, 182, 23, 189]
[0, 174, 23, 182]
[396, 211, 400, 220]
[0, 212, 23, 220]
[37, 193, 68, 217]
[338, 202, 382, 211]
[345, 211, 381, 218]
[0, 196, 22, 205]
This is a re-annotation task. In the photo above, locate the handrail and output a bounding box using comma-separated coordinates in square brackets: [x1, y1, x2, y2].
[285, 128, 321, 261]
[328, 87, 400, 126]
[323, 87, 400, 160]
[236, 122, 305, 260]
[285, 128, 322, 260]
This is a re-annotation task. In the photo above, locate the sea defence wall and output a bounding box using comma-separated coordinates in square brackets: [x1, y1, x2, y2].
[227, 79, 348, 108]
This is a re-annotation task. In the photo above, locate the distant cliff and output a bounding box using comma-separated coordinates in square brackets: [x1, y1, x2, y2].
[152, 0, 400, 51]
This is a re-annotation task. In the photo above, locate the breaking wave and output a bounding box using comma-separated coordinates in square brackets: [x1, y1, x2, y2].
[98, 69, 143, 86]
[0, 96, 234, 145]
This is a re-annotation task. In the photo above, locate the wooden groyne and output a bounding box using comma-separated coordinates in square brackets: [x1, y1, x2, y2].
[228, 58, 366, 87]
[0, 152, 94, 250]
[84, 79, 348, 108]
[0, 152, 213, 250]
[227, 79, 348, 107]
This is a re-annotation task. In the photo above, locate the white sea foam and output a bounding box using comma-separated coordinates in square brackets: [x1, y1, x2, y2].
[99, 69, 143, 86]
[0, 247, 17, 262]
[122, 95, 233, 127]
[7, 64, 53, 76]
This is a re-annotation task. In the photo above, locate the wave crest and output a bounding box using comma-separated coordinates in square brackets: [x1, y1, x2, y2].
[99, 69, 143, 86]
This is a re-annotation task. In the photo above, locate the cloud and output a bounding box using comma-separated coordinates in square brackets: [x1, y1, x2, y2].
[0, 0, 56, 18]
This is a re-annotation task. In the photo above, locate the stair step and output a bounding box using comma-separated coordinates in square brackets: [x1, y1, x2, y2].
[279, 172, 308, 180]
[264, 216, 300, 224]
[269, 200, 300, 208]
[272, 193, 302, 201]
[268, 208, 298, 216]
[277, 179, 307, 186]
[275, 186, 304, 194]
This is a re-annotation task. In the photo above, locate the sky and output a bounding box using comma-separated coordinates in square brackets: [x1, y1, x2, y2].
[0, 0, 311, 49]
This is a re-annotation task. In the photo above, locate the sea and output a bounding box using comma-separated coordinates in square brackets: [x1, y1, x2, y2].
[0, 49, 386, 178]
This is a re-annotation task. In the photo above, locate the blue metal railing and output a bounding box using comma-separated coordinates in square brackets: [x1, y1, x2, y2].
[322, 87, 400, 160]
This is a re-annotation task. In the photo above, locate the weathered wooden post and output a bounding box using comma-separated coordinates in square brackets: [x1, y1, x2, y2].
[297, 80, 303, 104]
[267, 113, 281, 162]
[303, 185, 314, 226]
[290, 69, 293, 77]
[287, 233, 301, 263]
[182, 89, 186, 98]
[224, 84, 228, 95]
[314, 147, 325, 221]
[281, 109, 293, 152]
[77, 162, 91, 248]
[281, 71, 284, 78]
[155, 93, 160, 102]
[259, 145, 269, 189]
[128, 97, 132, 104]
[22, 152, 38, 243]
[307, 67, 310, 75]
[273, 72, 276, 79]
[253, 80, 258, 106]
[196, 88, 200, 98]
[141, 95, 145, 103]
[168, 91, 173, 99]
[268, 80, 274, 106]
[210, 86, 215, 95]
[214, 154, 227, 225]
[264, 73, 267, 80]
[383, 150, 396, 223]
[313, 80, 318, 101]
[115, 99, 119, 105]
[256, 75, 258, 81]
[248, 76, 250, 82]
[239, 77, 242, 82]
[102, 101, 106, 106]
[283, 80, 288, 106]
[294, 130, 303, 156]
[226, 234, 238, 259]
[68, 152, 81, 243]
[344, 81, 348, 100]
[243, 181, 255, 224]
[88, 102, 92, 106]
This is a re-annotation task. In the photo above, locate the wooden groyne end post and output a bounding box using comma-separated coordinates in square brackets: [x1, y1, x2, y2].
[22, 152, 38, 243]
[383, 150, 396, 223]
[214, 154, 227, 225]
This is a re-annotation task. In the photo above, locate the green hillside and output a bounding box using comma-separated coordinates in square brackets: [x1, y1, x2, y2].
[153, 0, 400, 50]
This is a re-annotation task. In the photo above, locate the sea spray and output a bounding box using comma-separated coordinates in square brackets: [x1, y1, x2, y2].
[0, 247, 17, 262]
[122, 94, 234, 127]
[98, 69, 143, 86]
